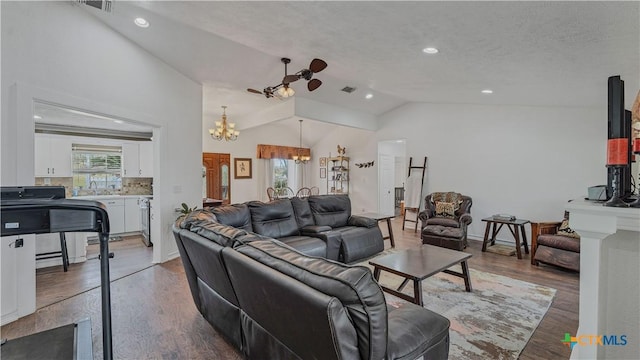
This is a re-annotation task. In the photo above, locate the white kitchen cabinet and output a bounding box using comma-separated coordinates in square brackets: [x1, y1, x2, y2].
[138, 141, 153, 177]
[122, 143, 139, 178]
[1, 234, 36, 325]
[1, 236, 19, 321]
[34, 134, 72, 177]
[102, 198, 125, 234]
[124, 197, 141, 232]
[122, 141, 153, 178]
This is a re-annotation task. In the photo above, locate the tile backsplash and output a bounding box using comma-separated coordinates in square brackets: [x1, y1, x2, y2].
[35, 177, 153, 197]
[121, 177, 153, 195]
[35, 177, 74, 198]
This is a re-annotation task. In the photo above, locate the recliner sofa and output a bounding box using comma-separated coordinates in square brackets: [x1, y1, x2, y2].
[210, 194, 384, 263]
[173, 207, 451, 359]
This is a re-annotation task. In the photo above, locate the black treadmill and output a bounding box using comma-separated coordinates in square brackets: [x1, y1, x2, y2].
[1, 186, 114, 360]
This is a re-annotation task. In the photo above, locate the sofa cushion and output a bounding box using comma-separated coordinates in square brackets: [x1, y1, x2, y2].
[334, 226, 385, 263]
[290, 197, 315, 228]
[248, 199, 299, 239]
[236, 240, 388, 360]
[537, 234, 580, 253]
[278, 235, 327, 258]
[210, 204, 253, 232]
[430, 192, 463, 207]
[425, 217, 460, 228]
[308, 195, 351, 228]
[422, 225, 464, 240]
[223, 244, 360, 360]
[435, 201, 456, 218]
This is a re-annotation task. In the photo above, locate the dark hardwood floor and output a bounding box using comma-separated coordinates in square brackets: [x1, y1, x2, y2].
[36, 235, 153, 309]
[2, 218, 578, 359]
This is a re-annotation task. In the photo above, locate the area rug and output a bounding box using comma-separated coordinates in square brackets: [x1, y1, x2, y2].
[361, 258, 556, 359]
[485, 243, 517, 256]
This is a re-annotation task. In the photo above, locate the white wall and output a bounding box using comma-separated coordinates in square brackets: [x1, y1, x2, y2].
[203, 117, 380, 212]
[378, 102, 605, 241]
[311, 126, 379, 213]
[1, 2, 202, 262]
[203, 120, 303, 203]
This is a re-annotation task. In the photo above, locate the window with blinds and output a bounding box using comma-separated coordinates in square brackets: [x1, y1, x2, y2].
[72, 144, 122, 192]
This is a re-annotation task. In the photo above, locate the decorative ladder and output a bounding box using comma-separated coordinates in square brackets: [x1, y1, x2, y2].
[402, 156, 427, 232]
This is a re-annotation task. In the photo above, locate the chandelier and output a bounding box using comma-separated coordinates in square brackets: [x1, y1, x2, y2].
[209, 106, 239, 141]
[292, 119, 310, 164]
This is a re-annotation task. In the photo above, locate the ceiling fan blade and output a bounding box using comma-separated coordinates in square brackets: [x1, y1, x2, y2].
[307, 79, 322, 91]
[247, 88, 263, 94]
[283, 74, 300, 84]
[309, 58, 327, 73]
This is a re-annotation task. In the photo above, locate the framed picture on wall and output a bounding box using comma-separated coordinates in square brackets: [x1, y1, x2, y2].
[234, 158, 252, 179]
[320, 168, 326, 179]
[319, 157, 327, 167]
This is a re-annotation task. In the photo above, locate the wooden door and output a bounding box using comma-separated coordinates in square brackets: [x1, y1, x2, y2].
[219, 154, 230, 204]
[203, 153, 231, 205]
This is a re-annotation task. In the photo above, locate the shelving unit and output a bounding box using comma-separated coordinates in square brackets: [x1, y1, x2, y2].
[327, 156, 349, 195]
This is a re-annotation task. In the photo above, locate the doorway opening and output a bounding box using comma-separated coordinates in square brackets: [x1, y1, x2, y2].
[377, 139, 406, 216]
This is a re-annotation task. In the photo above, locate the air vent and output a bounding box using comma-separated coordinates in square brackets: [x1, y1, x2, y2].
[341, 86, 357, 94]
[75, 0, 113, 12]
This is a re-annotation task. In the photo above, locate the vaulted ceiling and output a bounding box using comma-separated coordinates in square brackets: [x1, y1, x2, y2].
[80, 1, 639, 132]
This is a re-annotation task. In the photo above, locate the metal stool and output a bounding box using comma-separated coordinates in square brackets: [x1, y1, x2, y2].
[35, 232, 69, 272]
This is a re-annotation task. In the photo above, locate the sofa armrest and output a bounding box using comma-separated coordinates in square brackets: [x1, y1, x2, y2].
[300, 225, 333, 234]
[348, 215, 377, 228]
[418, 210, 430, 229]
[304, 230, 343, 261]
[459, 213, 473, 226]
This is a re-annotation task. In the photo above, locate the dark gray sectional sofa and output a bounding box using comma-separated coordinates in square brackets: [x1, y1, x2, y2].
[172, 195, 450, 359]
[210, 195, 384, 263]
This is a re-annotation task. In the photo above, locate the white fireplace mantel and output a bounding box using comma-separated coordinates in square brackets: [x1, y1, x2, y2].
[566, 199, 640, 359]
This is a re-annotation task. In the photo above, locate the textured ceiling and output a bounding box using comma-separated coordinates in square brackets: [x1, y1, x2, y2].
[79, 1, 638, 131]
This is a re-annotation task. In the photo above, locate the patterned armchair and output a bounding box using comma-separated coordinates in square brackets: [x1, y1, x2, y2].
[418, 192, 473, 251]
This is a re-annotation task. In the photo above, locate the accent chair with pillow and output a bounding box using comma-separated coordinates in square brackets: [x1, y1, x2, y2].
[419, 192, 473, 251]
[531, 212, 580, 272]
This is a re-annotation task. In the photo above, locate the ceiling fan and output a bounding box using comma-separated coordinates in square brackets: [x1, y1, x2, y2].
[247, 57, 328, 99]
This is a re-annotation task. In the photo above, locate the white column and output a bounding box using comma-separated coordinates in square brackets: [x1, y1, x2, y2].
[567, 199, 640, 359]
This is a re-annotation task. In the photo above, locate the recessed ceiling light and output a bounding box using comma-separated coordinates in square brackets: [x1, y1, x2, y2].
[422, 47, 439, 54]
[134, 17, 149, 28]
[365, 93, 373, 99]
[33, 115, 42, 120]
[481, 89, 493, 94]
[113, 120, 124, 124]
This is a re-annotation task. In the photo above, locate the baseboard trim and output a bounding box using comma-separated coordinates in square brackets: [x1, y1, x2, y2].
[165, 250, 180, 262]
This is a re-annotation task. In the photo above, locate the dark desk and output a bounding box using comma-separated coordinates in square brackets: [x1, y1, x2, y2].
[360, 212, 395, 247]
[481, 217, 530, 259]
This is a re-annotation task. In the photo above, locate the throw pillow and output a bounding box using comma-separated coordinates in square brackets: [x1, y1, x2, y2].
[435, 201, 456, 218]
[557, 219, 580, 239]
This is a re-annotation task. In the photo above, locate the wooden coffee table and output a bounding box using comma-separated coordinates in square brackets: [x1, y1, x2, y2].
[369, 245, 472, 306]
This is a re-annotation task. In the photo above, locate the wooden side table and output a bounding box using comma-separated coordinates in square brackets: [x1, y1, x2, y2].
[481, 217, 530, 259]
